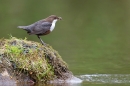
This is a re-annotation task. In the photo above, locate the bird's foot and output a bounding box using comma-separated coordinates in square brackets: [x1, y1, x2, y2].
[41, 42, 46, 46]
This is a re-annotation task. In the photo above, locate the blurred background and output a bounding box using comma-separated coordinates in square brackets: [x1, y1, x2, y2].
[0, 0, 130, 75]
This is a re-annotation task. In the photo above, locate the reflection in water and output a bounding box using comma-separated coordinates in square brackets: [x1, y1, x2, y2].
[78, 74, 130, 84]
[4, 74, 130, 86]
[17, 76, 82, 86]
[36, 83, 81, 86]
[50, 76, 82, 83]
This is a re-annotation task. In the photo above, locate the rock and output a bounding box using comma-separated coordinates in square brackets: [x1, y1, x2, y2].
[0, 37, 73, 83]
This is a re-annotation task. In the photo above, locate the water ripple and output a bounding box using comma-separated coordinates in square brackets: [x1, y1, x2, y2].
[78, 74, 130, 84]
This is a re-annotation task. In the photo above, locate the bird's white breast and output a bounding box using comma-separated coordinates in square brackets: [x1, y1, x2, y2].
[50, 19, 57, 32]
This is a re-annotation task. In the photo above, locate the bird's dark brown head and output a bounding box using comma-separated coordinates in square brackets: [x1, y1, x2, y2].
[45, 15, 62, 22]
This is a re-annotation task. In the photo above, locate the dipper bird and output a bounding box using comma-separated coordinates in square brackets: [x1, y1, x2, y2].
[17, 15, 62, 45]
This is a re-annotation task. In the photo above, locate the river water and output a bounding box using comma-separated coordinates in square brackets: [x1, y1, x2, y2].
[0, 0, 130, 86]
[16, 74, 130, 86]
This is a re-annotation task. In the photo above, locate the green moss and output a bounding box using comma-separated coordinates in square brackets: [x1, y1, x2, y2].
[0, 37, 69, 82]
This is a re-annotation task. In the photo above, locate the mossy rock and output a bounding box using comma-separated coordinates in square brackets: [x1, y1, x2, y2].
[0, 37, 72, 82]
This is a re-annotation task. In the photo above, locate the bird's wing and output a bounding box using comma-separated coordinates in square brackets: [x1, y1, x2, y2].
[32, 21, 52, 34]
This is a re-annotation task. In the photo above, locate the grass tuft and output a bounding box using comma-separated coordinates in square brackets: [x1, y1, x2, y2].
[0, 36, 70, 82]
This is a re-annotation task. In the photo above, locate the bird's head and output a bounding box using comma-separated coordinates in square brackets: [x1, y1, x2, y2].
[45, 15, 62, 22]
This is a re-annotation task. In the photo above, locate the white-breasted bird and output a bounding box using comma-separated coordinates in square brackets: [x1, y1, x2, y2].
[18, 15, 62, 45]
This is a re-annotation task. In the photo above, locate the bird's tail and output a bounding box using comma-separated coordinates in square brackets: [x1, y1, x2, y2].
[17, 26, 31, 34]
[17, 26, 28, 29]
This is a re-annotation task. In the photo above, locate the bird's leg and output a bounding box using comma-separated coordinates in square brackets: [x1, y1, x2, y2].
[37, 35, 46, 46]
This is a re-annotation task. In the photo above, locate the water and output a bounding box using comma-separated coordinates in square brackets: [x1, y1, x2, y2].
[30, 74, 130, 86]
[79, 74, 130, 84]
[16, 74, 130, 86]
[0, 0, 130, 86]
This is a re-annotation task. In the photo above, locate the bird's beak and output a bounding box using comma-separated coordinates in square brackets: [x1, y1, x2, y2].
[58, 17, 62, 20]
